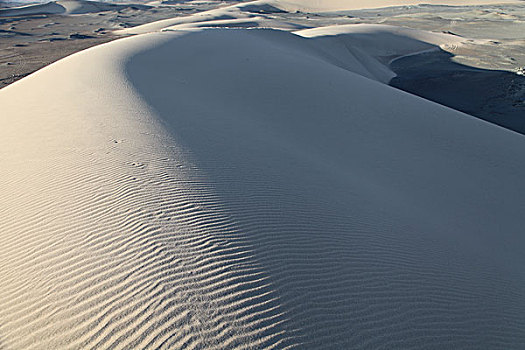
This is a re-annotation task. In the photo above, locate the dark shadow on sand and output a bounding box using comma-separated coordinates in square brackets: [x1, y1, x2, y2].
[390, 49, 525, 135]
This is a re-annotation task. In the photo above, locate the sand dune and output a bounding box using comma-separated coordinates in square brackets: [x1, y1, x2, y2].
[296, 24, 465, 82]
[116, 2, 278, 35]
[119, 7, 467, 83]
[0, 0, 149, 16]
[1, 23, 525, 349]
[0, 1, 65, 16]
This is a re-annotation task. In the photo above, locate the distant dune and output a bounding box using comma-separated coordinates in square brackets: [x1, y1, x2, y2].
[1, 0, 525, 349]
[0, 0, 149, 16]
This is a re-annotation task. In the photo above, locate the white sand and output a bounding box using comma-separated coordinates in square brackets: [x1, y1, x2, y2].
[116, 3, 264, 35]
[1, 0, 525, 349]
[296, 24, 465, 82]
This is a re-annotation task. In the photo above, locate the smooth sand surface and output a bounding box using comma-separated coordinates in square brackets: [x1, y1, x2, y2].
[296, 24, 465, 82]
[1, 0, 525, 349]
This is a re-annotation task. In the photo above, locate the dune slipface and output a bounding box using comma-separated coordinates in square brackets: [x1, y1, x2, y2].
[1, 28, 525, 349]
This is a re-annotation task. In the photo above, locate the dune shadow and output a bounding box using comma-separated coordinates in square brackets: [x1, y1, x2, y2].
[390, 48, 525, 134]
[297, 28, 525, 136]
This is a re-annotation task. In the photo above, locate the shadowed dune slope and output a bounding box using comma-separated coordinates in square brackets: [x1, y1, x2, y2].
[295, 24, 465, 83]
[1, 28, 525, 349]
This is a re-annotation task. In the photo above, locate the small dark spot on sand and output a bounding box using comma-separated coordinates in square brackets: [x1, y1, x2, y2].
[442, 31, 461, 36]
[69, 33, 95, 39]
